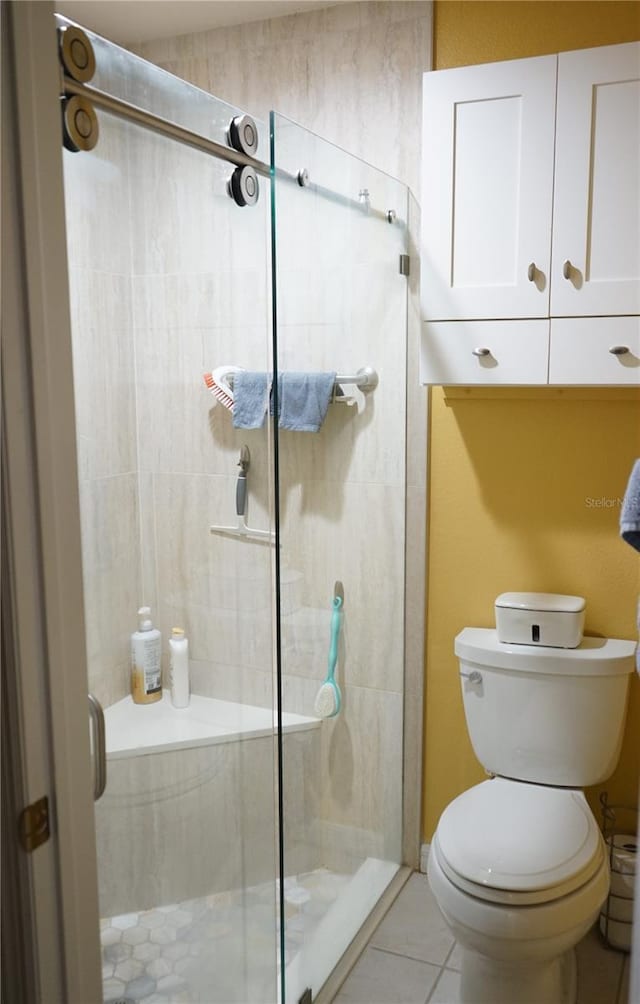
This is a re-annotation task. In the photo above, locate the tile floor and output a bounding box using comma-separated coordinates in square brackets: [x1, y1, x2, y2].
[101, 868, 350, 1003]
[334, 873, 631, 1004]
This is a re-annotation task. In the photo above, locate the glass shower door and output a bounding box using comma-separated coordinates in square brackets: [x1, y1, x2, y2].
[270, 113, 410, 1002]
[59, 20, 280, 1004]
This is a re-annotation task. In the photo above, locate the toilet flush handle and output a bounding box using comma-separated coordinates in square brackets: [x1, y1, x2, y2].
[460, 670, 482, 685]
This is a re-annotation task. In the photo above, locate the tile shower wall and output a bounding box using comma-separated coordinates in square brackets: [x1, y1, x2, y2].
[131, 0, 432, 872]
[64, 111, 141, 710]
[64, 40, 276, 712]
[66, 1, 429, 912]
[130, 1, 431, 194]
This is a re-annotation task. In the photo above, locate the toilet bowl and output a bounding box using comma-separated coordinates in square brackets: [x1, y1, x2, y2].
[428, 778, 609, 1003]
[427, 627, 636, 1004]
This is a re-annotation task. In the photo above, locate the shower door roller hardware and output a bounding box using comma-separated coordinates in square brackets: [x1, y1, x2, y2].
[62, 95, 99, 153]
[227, 114, 259, 156]
[460, 670, 483, 685]
[228, 165, 259, 207]
[297, 168, 310, 187]
[387, 209, 397, 223]
[18, 796, 51, 853]
[58, 25, 96, 83]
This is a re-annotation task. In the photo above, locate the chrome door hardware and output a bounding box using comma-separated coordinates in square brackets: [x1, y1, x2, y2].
[297, 168, 310, 187]
[562, 259, 573, 279]
[88, 693, 107, 801]
[227, 114, 259, 157]
[609, 345, 630, 356]
[399, 254, 410, 276]
[527, 262, 538, 282]
[460, 670, 483, 684]
[18, 796, 51, 853]
[228, 165, 259, 207]
[62, 95, 99, 153]
[58, 25, 96, 83]
[472, 347, 490, 357]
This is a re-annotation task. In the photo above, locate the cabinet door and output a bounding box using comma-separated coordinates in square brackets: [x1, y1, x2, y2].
[421, 56, 556, 321]
[552, 42, 640, 317]
[420, 320, 550, 385]
[549, 318, 640, 385]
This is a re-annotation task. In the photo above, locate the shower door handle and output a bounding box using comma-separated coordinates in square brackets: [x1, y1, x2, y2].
[88, 693, 106, 801]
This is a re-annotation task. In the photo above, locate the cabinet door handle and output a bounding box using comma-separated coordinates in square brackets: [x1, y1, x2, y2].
[609, 345, 630, 356]
[472, 347, 490, 357]
[527, 262, 537, 282]
[562, 259, 573, 279]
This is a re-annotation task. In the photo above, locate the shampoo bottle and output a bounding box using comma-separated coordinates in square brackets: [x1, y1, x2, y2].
[131, 606, 162, 704]
[169, 627, 190, 708]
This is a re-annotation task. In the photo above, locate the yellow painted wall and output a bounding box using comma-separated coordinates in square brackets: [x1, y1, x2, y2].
[424, 1, 640, 841]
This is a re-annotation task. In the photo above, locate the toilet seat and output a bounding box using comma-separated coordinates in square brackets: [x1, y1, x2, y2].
[435, 777, 605, 907]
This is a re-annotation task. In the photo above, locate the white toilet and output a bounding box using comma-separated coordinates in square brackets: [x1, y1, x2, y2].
[427, 627, 636, 1004]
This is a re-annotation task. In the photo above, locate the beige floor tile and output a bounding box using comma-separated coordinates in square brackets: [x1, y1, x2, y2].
[575, 926, 625, 1004]
[370, 873, 454, 966]
[427, 967, 461, 1004]
[335, 947, 439, 1004]
[444, 943, 463, 972]
[618, 955, 630, 1004]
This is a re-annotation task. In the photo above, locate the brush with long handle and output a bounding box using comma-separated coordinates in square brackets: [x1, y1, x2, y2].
[314, 595, 343, 718]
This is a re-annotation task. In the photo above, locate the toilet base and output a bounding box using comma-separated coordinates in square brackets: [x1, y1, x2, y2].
[459, 946, 577, 1004]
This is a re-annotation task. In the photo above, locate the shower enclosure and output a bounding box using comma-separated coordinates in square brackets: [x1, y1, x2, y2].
[58, 17, 409, 1004]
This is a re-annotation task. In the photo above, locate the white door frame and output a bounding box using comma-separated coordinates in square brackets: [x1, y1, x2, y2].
[2, 2, 102, 1000]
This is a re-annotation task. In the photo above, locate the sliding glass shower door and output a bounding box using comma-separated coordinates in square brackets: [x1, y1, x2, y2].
[270, 113, 409, 1003]
[59, 19, 280, 1004]
[56, 16, 409, 1002]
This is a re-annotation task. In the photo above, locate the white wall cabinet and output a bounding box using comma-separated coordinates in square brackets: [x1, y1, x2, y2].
[420, 41, 640, 386]
[420, 55, 557, 322]
[552, 44, 640, 318]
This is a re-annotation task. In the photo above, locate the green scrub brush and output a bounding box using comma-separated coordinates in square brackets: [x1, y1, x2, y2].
[314, 595, 343, 718]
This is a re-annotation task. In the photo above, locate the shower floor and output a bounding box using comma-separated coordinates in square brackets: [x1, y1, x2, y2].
[101, 868, 350, 1003]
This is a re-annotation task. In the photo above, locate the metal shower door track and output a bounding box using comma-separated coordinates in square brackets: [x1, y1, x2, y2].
[62, 76, 273, 177]
[61, 76, 404, 225]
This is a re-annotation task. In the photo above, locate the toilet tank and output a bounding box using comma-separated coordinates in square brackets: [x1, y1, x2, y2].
[455, 628, 636, 787]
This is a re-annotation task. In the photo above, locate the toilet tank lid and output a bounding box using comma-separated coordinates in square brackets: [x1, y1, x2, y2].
[455, 628, 636, 675]
[495, 591, 585, 613]
[436, 778, 601, 894]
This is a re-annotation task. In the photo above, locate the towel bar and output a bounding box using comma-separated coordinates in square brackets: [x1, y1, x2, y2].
[225, 366, 378, 394]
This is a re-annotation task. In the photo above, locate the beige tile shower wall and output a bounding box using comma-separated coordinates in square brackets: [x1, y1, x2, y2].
[126, 107, 275, 701]
[63, 115, 141, 709]
[131, 1, 431, 195]
[132, 0, 431, 865]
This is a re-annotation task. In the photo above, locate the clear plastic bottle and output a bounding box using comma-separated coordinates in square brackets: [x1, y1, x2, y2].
[130, 606, 162, 704]
[169, 627, 190, 708]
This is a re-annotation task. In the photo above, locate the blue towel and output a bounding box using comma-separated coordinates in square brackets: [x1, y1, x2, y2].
[620, 459, 640, 552]
[278, 372, 336, 432]
[232, 371, 271, 429]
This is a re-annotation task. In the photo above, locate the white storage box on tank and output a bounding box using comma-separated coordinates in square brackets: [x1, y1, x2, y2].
[495, 592, 585, 647]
